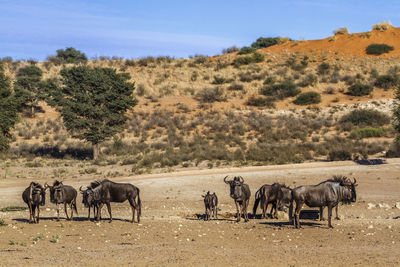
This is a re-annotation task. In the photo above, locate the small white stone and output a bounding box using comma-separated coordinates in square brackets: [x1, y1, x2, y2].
[77, 247, 81, 250]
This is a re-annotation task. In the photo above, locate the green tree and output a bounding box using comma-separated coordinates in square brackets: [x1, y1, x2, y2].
[251, 37, 292, 49]
[56, 47, 88, 64]
[393, 88, 400, 143]
[46, 66, 137, 160]
[0, 65, 19, 151]
[14, 65, 43, 117]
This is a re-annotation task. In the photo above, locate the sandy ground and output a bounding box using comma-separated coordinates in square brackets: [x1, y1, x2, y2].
[1, 159, 400, 266]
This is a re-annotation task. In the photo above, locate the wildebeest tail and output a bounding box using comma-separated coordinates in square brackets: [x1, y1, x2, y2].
[252, 188, 262, 216]
[137, 188, 142, 217]
[73, 197, 78, 215]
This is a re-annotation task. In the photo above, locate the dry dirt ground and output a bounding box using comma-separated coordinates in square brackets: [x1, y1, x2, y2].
[1, 159, 400, 266]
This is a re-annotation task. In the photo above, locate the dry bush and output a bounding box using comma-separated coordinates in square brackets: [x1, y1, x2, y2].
[372, 21, 392, 31]
[333, 27, 349, 35]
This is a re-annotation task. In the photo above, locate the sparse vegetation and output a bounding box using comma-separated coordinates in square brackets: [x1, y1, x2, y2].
[366, 44, 394, 55]
[293, 92, 321, 105]
[260, 81, 300, 99]
[333, 27, 349, 35]
[1, 206, 28, 212]
[238, 46, 256, 55]
[251, 37, 291, 49]
[246, 95, 276, 108]
[372, 21, 392, 31]
[347, 83, 373, 96]
[340, 109, 390, 127]
[54, 47, 87, 64]
[195, 87, 226, 103]
[350, 127, 385, 139]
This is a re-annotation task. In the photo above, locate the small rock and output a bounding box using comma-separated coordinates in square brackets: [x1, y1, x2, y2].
[368, 225, 374, 229]
[394, 202, 400, 209]
[367, 203, 375, 209]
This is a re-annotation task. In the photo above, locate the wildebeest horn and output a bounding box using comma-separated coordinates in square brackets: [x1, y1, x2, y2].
[239, 176, 244, 183]
[223, 175, 230, 184]
[353, 178, 357, 185]
[44, 182, 49, 189]
[79, 186, 84, 192]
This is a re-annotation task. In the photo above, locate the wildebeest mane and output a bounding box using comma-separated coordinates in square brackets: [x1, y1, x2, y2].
[53, 180, 63, 187]
[317, 175, 348, 185]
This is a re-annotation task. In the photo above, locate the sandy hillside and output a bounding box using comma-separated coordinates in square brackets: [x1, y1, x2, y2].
[263, 26, 400, 58]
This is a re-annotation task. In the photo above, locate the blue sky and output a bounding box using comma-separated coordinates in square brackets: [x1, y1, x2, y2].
[0, 0, 399, 60]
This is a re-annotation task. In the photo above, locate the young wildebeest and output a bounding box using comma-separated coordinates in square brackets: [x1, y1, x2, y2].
[292, 176, 357, 228]
[253, 183, 284, 219]
[202, 191, 218, 221]
[45, 181, 78, 221]
[80, 181, 101, 220]
[22, 182, 46, 223]
[224, 176, 251, 222]
[87, 179, 141, 223]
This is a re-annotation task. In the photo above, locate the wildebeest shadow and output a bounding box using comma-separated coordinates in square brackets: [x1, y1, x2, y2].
[185, 214, 235, 222]
[354, 158, 386, 165]
[13, 216, 133, 223]
[260, 221, 324, 228]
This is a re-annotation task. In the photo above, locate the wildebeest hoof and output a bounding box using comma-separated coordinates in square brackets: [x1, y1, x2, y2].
[108, 220, 112, 223]
[335, 217, 340, 220]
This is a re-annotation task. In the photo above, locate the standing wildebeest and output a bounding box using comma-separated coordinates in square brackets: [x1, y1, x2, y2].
[22, 182, 46, 223]
[45, 180, 78, 221]
[80, 181, 100, 220]
[224, 176, 251, 222]
[87, 179, 141, 223]
[292, 176, 357, 228]
[202, 191, 218, 221]
[253, 183, 287, 219]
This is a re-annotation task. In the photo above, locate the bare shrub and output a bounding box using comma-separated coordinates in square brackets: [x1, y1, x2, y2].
[333, 27, 349, 35]
[372, 21, 392, 31]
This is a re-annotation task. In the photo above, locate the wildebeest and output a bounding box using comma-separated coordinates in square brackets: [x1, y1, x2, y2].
[202, 191, 218, 221]
[45, 180, 78, 221]
[87, 179, 141, 223]
[22, 182, 46, 223]
[253, 183, 291, 218]
[292, 176, 357, 228]
[224, 176, 251, 222]
[80, 181, 101, 220]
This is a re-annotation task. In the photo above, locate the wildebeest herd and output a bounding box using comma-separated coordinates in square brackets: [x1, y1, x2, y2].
[21, 175, 357, 229]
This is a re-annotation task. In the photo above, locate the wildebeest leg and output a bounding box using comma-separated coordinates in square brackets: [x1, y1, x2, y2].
[64, 203, 70, 220]
[96, 203, 103, 222]
[272, 202, 278, 219]
[128, 197, 137, 223]
[294, 202, 303, 229]
[36, 206, 40, 223]
[106, 202, 112, 223]
[28, 202, 33, 223]
[327, 204, 333, 228]
[244, 199, 249, 222]
[214, 206, 218, 219]
[69, 203, 74, 220]
[235, 201, 240, 222]
[259, 196, 265, 219]
[335, 205, 340, 220]
[263, 201, 269, 219]
[319, 207, 325, 221]
[56, 203, 60, 221]
[88, 206, 91, 220]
